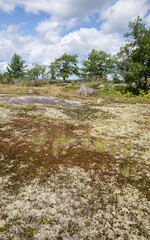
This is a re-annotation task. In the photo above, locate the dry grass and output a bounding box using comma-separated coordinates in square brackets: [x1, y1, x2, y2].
[0, 84, 78, 97]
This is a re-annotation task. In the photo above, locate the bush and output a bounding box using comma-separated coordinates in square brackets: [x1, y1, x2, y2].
[29, 79, 49, 87]
[112, 73, 123, 83]
[13, 78, 26, 86]
[82, 75, 106, 82]
[71, 79, 81, 86]
[49, 80, 63, 84]
[86, 81, 104, 89]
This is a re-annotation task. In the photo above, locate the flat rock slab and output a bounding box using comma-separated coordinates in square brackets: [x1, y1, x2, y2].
[0, 96, 84, 109]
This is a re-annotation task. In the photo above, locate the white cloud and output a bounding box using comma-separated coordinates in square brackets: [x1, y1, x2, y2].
[28, 28, 124, 65]
[0, 0, 149, 70]
[0, 1, 14, 12]
[60, 28, 124, 58]
[0, 1, 116, 47]
[0, 24, 32, 64]
[0, 0, 114, 18]
[0, 25, 20, 61]
[36, 19, 62, 44]
[0, 23, 124, 69]
[101, 0, 150, 32]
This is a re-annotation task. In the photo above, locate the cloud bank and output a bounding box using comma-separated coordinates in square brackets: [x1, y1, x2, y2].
[0, 0, 149, 69]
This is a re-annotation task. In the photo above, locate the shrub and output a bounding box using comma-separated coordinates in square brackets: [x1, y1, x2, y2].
[29, 79, 49, 87]
[86, 81, 104, 89]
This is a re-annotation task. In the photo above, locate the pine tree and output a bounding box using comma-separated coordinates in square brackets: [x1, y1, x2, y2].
[7, 53, 27, 79]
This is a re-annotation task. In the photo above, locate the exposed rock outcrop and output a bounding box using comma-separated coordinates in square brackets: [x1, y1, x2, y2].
[77, 85, 98, 96]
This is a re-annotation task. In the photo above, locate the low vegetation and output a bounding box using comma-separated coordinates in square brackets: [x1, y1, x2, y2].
[0, 82, 149, 239]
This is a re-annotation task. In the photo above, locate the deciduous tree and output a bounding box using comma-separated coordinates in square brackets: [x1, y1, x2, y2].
[82, 49, 113, 81]
[49, 62, 57, 80]
[27, 64, 43, 79]
[117, 17, 150, 90]
[54, 54, 79, 81]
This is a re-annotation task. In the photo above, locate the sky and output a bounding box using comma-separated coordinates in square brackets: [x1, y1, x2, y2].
[0, 0, 150, 70]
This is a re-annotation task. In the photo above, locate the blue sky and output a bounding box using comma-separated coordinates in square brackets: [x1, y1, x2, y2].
[0, 0, 150, 70]
[0, 7, 50, 35]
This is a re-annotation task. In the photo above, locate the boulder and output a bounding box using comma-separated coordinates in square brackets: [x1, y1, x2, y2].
[97, 83, 105, 89]
[77, 85, 98, 96]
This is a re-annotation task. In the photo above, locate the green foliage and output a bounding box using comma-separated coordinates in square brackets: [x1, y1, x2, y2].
[25, 226, 34, 237]
[71, 79, 80, 85]
[27, 64, 46, 80]
[112, 73, 123, 83]
[41, 65, 46, 78]
[37, 217, 51, 225]
[7, 53, 27, 80]
[45, 218, 51, 224]
[0, 224, 10, 232]
[0, 72, 11, 84]
[82, 49, 113, 80]
[38, 218, 43, 225]
[95, 141, 106, 152]
[49, 62, 57, 80]
[117, 17, 150, 91]
[0, 71, 3, 83]
[86, 80, 103, 88]
[0, 72, 15, 84]
[86, 221, 91, 227]
[97, 85, 150, 104]
[53, 53, 79, 81]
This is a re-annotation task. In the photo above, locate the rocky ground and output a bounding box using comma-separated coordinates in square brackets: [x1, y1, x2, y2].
[0, 95, 150, 240]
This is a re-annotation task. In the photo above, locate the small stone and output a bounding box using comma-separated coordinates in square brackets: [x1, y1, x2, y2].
[57, 237, 77, 240]
[29, 89, 33, 94]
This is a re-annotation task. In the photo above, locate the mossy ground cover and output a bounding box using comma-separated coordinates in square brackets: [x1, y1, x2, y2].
[0, 89, 150, 239]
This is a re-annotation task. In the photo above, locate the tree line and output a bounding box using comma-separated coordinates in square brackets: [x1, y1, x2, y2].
[0, 17, 150, 92]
